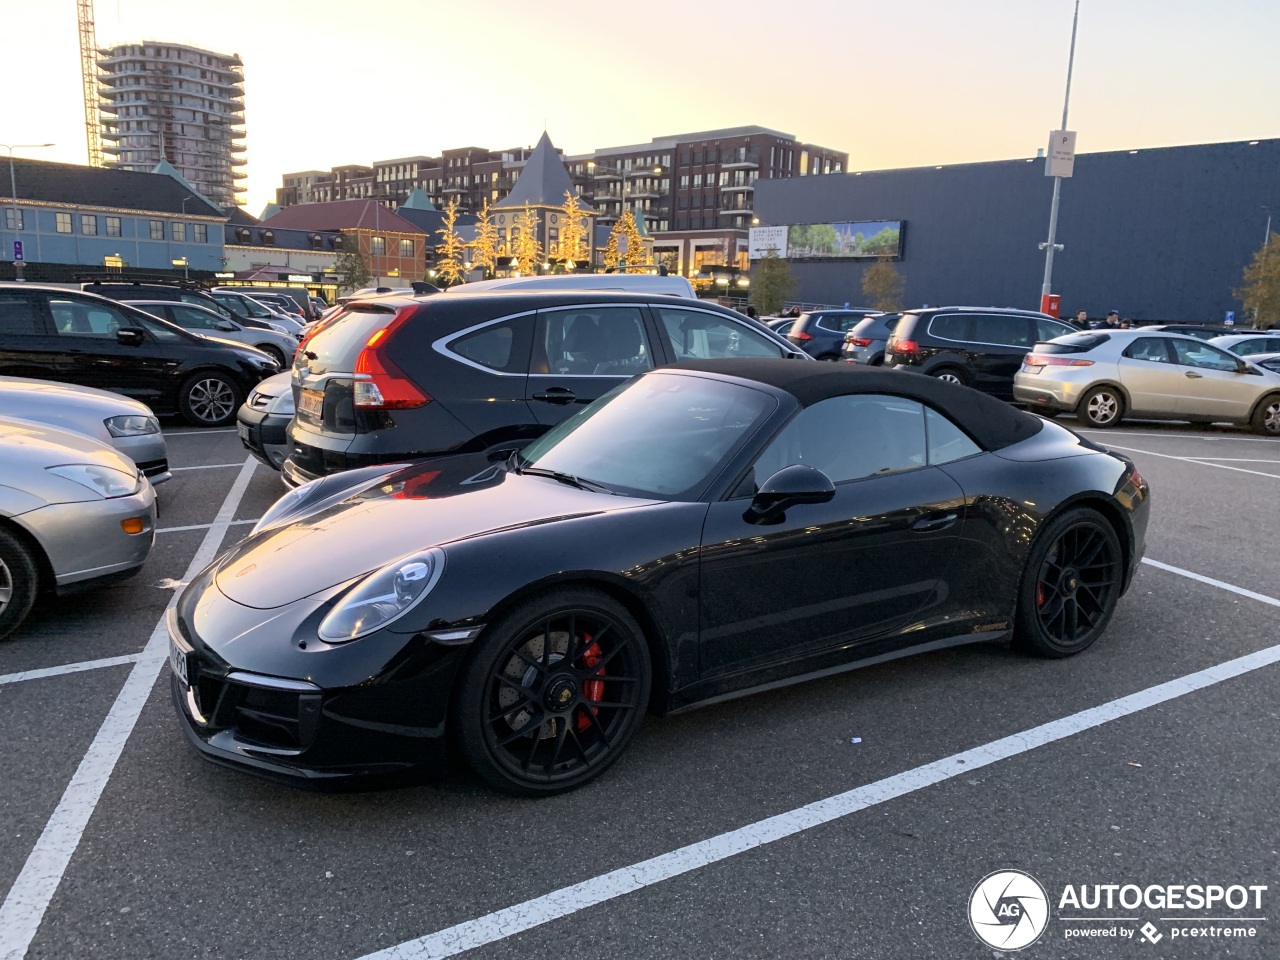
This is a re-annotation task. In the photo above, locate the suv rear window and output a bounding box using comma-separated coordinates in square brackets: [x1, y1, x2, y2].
[928, 314, 969, 341]
[297, 305, 396, 375]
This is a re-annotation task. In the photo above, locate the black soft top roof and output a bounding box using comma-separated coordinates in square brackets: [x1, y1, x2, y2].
[666, 358, 1044, 452]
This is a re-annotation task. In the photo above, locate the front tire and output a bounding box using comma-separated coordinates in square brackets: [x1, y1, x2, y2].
[1014, 508, 1123, 658]
[0, 528, 40, 642]
[256, 344, 287, 368]
[178, 372, 242, 427]
[1078, 385, 1125, 428]
[1251, 394, 1280, 436]
[454, 587, 652, 796]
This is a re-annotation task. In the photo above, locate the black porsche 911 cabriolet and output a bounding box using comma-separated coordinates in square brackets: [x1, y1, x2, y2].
[169, 359, 1149, 795]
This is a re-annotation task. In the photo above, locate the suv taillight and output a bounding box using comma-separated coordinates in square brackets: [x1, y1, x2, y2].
[892, 339, 920, 355]
[791, 331, 814, 342]
[353, 309, 431, 410]
[850, 337, 872, 347]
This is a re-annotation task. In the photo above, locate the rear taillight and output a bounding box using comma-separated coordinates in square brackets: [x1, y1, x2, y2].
[353, 309, 431, 410]
[1024, 354, 1095, 367]
[851, 337, 872, 347]
[892, 339, 920, 355]
[791, 331, 814, 342]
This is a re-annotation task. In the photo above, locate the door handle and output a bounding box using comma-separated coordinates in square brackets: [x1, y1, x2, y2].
[533, 388, 577, 404]
[912, 512, 957, 533]
[1184, 371, 1203, 379]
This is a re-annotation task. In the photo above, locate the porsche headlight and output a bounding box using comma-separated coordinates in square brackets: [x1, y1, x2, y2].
[318, 549, 443, 642]
[104, 414, 161, 437]
[47, 463, 142, 498]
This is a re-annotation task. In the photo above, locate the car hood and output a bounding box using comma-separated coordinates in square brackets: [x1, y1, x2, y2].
[0, 377, 154, 441]
[214, 456, 661, 608]
[0, 416, 140, 473]
[250, 371, 292, 400]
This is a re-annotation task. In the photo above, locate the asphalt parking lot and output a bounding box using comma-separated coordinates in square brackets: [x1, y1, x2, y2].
[2, 416, 1278, 960]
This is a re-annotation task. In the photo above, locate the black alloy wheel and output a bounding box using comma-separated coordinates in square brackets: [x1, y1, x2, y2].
[179, 372, 242, 427]
[455, 587, 652, 795]
[0, 528, 39, 642]
[1015, 508, 1123, 658]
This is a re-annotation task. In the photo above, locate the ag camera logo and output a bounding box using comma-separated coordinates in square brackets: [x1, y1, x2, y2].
[969, 870, 1050, 950]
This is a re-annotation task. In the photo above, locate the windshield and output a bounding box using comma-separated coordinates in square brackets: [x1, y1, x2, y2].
[217, 293, 270, 318]
[517, 373, 777, 500]
[128, 312, 191, 343]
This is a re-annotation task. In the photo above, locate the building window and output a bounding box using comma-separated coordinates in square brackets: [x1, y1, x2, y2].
[80, 214, 98, 235]
[371, 236, 386, 257]
[4, 209, 23, 230]
[106, 216, 121, 237]
[149, 220, 164, 240]
[399, 238, 414, 258]
[56, 212, 73, 234]
[693, 174, 702, 187]
[172, 222, 186, 241]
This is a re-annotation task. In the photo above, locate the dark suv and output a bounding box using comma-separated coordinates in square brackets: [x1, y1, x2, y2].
[283, 291, 806, 486]
[80, 279, 283, 333]
[0, 284, 278, 426]
[885, 307, 1076, 399]
[786, 308, 880, 360]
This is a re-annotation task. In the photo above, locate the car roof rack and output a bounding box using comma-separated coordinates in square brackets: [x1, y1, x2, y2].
[74, 273, 211, 290]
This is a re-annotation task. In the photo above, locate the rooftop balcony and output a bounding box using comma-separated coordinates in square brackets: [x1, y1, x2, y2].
[721, 149, 760, 170]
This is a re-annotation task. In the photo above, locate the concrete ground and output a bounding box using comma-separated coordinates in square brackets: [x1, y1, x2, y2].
[1, 415, 1277, 960]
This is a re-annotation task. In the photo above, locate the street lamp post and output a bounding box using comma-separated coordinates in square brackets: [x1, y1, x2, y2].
[1263, 206, 1272, 249]
[2, 142, 55, 282]
[1039, 0, 1080, 311]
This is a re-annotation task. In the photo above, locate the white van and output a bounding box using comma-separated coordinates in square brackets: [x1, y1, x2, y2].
[445, 273, 696, 298]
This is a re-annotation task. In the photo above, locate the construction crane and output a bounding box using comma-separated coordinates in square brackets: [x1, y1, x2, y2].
[77, 0, 104, 167]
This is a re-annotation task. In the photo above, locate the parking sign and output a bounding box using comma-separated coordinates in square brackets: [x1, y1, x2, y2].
[13, 240, 23, 262]
[1225, 310, 1235, 325]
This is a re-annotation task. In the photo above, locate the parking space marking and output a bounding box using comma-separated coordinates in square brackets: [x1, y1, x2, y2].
[1078, 428, 1280, 444]
[1141, 558, 1280, 608]
[161, 428, 237, 437]
[170, 462, 250, 472]
[0, 654, 141, 687]
[1180, 457, 1280, 463]
[356, 563, 1280, 960]
[1103, 443, 1280, 479]
[156, 518, 259, 535]
[0, 457, 257, 960]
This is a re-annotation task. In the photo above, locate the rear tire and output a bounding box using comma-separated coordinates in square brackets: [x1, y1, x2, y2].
[1251, 394, 1280, 436]
[0, 528, 39, 642]
[453, 587, 651, 796]
[256, 344, 287, 368]
[930, 366, 967, 386]
[1078, 385, 1125, 428]
[1014, 508, 1123, 659]
[178, 372, 243, 427]
[817, 353, 840, 362]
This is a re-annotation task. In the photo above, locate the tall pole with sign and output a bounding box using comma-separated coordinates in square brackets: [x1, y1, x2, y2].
[3, 143, 55, 282]
[1039, 0, 1081, 316]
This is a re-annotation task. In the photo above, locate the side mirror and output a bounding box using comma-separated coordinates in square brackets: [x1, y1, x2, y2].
[116, 327, 145, 346]
[744, 464, 835, 525]
[215, 319, 238, 332]
[1236, 359, 1252, 375]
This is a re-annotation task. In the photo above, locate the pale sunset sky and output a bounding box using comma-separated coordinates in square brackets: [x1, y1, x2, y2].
[5, 0, 1277, 215]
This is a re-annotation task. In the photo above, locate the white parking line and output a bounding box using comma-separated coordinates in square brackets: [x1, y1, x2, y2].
[0, 457, 257, 960]
[1103, 443, 1280, 479]
[162, 428, 237, 437]
[156, 518, 259, 535]
[1181, 457, 1280, 463]
[1078, 428, 1280, 444]
[354, 564, 1280, 960]
[170, 463, 248, 472]
[1141, 558, 1280, 608]
[0, 654, 141, 687]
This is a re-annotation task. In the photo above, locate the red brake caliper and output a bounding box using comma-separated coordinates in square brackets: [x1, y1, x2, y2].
[578, 636, 604, 732]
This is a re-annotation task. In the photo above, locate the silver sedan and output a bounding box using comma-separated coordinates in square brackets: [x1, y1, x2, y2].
[0, 376, 170, 484]
[0, 417, 156, 640]
[1013, 329, 1280, 434]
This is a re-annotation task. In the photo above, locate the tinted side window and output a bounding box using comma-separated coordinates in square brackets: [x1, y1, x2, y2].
[447, 316, 533, 374]
[1122, 337, 1171, 362]
[753, 395, 927, 485]
[972, 314, 1032, 347]
[533, 307, 652, 376]
[925, 408, 981, 464]
[0, 292, 42, 336]
[167, 305, 222, 330]
[1037, 318, 1075, 341]
[928, 314, 969, 342]
[48, 297, 130, 339]
[1171, 339, 1239, 371]
[656, 306, 783, 360]
[1232, 339, 1266, 356]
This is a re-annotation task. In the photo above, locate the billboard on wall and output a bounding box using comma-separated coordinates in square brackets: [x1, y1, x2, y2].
[748, 226, 789, 259]
[786, 220, 905, 260]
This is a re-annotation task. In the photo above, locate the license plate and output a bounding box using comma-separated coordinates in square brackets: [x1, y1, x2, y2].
[299, 388, 324, 419]
[237, 422, 250, 442]
[169, 638, 188, 686]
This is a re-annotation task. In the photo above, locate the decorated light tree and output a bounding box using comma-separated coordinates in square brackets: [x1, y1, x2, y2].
[620, 210, 648, 268]
[559, 190, 588, 268]
[511, 204, 543, 275]
[434, 197, 469, 287]
[471, 199, 499, 279]
[602, 219, 622, 270]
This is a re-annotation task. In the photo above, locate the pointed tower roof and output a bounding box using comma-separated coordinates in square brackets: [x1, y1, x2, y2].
[495, 131, 575, 209]
[151, 158, 218, 210]
[258, 201, 281, 221]
[401, 188, 436, 211]
[632, 205, 650, 237]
